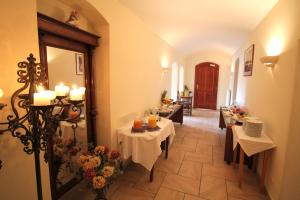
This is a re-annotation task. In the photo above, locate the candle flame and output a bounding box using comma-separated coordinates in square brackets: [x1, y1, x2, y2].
[78, 87, 86, 94]
[37, 85, 44, 92]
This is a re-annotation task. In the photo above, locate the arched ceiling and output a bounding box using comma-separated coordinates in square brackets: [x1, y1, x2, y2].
[118, 0, 279, 55]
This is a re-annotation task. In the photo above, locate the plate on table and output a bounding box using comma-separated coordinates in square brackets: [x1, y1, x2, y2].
[131, 126, 146, 133]
[158, 111, 170, 117]
[146, 126, 161, 132]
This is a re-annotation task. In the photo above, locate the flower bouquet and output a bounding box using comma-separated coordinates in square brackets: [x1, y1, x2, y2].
[53, 135, 81, 186]
[77, 145, 121, 200]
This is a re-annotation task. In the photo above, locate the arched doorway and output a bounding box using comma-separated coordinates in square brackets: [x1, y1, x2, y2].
[194, 62, 219, 110]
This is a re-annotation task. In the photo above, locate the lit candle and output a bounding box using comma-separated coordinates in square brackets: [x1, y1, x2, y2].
[78, 87, 86, 94]
[33, 90, 56, 106]
[34, 92, 50, 106]
[44, 90, 56, 100]
[133, 118, 142, 129]
[55, 82, 70, 96]
[37, 85, 45, 93]
[0, 89, 3, 99]
[70, 86, 85, 101]
[148, 115, 157, 128]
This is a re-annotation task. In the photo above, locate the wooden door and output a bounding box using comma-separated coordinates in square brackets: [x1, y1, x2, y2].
[194, 62, 219, 110]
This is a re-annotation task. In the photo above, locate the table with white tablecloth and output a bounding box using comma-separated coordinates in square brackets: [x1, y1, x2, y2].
[232, 126, 276, 191]
[59, 120, 88, 153]
[117, 118, 175, 181]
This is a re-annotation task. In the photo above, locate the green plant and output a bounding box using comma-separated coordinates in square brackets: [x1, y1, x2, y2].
[184, 85, 189, 91]
[161, 90, 167, 103]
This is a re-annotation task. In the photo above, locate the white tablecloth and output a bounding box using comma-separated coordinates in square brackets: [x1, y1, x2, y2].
[117, 118, 176, 171]
[232, 126, 276, 156]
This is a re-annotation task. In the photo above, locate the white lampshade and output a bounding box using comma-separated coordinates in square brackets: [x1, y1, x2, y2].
[260, 55, 279, 67]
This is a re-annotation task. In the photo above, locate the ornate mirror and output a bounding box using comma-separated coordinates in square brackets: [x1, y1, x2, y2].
[37, 13, 99, 200]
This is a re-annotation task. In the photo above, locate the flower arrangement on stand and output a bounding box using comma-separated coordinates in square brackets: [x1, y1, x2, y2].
[77, 145, 121, 200]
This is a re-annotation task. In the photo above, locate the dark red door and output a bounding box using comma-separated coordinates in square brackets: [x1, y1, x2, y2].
[194, 62, 219, 110]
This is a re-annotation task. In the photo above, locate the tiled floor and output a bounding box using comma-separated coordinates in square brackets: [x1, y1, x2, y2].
[62, 109, 270, 200]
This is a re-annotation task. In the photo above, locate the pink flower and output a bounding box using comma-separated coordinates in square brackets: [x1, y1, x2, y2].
[84, 169, 96, 181]
[69, 146, 81, 156]
[104, 146, 109, 154]
[109, 150, 120, 160]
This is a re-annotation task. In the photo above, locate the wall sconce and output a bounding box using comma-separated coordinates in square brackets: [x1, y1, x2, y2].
[161, 66, 169, 72]
[161, 58, 169, 72]
[260, 55, 279, 67]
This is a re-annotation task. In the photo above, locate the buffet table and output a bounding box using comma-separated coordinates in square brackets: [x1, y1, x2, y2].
[159, 104, 183, 124]
[219, 107, 253, 167]
[117, 118, 175, 181]
[232, 126, 276, 191]
[219, 107, 240, 163]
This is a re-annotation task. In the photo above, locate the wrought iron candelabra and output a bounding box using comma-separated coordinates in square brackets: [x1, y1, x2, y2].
[0, 103, 6, 169]
[0, 54, 84, 200]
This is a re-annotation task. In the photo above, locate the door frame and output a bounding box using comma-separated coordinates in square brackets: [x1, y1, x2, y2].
[232, 58, 240, 104]
[37, 13, 99, 200]
[193, 62, 219, 110]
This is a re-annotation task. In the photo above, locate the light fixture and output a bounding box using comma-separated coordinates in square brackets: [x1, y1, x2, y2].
[161, 58, 169, 72]
[0, 54, 84, 200]
[260, 55, 279, 67]
[161, 66, 169, 73]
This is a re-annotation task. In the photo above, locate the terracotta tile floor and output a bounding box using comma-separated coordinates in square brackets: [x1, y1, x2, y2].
[62, 109, 270, 200]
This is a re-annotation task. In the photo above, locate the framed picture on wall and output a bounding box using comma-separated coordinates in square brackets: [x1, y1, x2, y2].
[244, 44, 255, 76]
[75, 53, 84, 75]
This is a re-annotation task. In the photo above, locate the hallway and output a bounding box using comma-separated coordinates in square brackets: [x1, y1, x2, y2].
[105, 109, 269, 200]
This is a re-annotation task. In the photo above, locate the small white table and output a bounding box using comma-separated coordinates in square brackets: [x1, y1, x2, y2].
[232, 126, 276, 191]
[117, 118, 175, 181]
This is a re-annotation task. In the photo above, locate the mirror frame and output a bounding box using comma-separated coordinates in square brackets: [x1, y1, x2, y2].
[37, 13, 100, 200]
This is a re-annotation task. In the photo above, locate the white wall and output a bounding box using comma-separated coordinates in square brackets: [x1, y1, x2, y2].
[0, 1, 52, 199]
[47, 47, 84, 89]
[280, 41, 300, 199]
[184, 50, 232, 108]
[87, 0, 181, 149]
[0, 0, 181, 199]
[231, 0, 300, 199]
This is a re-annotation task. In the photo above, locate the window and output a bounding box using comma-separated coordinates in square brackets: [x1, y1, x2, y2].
[171, 62, 178, 100]
[179, 65, 184, 92]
